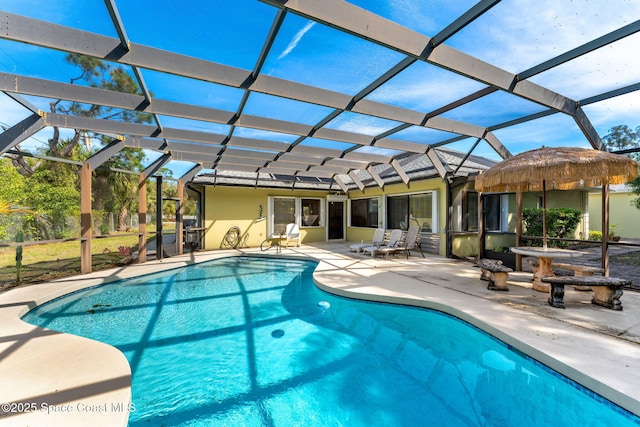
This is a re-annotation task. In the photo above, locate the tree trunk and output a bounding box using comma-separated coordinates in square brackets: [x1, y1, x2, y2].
[118, 206, 129, 231]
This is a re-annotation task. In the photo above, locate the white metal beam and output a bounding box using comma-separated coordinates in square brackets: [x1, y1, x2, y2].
[391, 159, 410, 185]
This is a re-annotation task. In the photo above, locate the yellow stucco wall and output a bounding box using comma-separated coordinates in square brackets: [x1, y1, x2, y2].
[203, 186, 329, 249]
[451, 233, 478, 259]
[588, 191, 640, 239]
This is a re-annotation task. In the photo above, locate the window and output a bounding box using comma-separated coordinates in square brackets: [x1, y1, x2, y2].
[484, 194, 510, 232]
[350, 197, 379, 228]
[387, 192, 437, 232]
[485, 195, 501, 231]
[451, 183, 478, 232]
[268, 196, 323, 235]
[301, 198, 321, 226]
[272, 197, 295, 234]
[464, 191, 479, 231]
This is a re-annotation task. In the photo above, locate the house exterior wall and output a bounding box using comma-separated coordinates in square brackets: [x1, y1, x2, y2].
[202, 186, 329, 249]
[199, 180, 589, 255]
[201, 177, 448, 255]
[346, 178, 447, 256]
[451, 233, 478, 259]
[588, 190, 640, 239]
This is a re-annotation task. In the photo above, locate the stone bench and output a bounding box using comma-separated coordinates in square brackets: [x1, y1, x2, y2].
[551, 263, 605, 291]
[551, 262, 604, 276]
[477, 258, 513, 291]
[541, 276, 630, 310]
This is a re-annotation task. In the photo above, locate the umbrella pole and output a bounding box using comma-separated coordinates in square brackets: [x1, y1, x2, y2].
[542, 180, 547, 249]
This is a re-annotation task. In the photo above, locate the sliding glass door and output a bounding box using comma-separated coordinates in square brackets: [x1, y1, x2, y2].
[387, 192, 435, 232]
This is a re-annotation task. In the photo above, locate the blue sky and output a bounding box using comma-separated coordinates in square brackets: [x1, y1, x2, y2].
[1, 0, 639, 176]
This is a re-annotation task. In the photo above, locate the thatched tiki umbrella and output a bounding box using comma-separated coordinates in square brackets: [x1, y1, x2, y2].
[474, 147, 638, 272]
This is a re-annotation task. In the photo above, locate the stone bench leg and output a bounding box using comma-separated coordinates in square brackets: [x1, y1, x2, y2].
[592, 286, 623, 311]
[488, 271, 509, 291]
[547, 283, 565, 309]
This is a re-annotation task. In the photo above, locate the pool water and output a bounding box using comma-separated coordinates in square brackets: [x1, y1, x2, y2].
[23, 256, 640, 426]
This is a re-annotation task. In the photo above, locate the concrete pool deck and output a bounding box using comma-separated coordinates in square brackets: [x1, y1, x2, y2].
[1, 243, 640, 426]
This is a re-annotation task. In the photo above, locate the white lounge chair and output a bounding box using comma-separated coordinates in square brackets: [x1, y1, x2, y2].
[284, 223, 300, 247]
[368, 226, 422, 260]
[349, 228, 385, 253]
[362, 229, 403, 258]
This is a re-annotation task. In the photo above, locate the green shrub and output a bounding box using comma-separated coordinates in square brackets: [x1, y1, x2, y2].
[589, 230, 602, 241]
[522, 208, 581, 248]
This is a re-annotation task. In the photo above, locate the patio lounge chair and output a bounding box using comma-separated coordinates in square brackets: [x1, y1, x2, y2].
[374, 226, 421, 260]
[349, 228, 385, 253]
[362, 229, 403, 258]
[284, 223, 300, 247]
[393, 225, 422, 259]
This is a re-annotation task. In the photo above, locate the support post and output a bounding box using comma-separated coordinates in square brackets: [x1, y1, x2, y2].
[516, 191, 522, 271]
[156, 176, 163, 260]
[445, 179, 452, 258]
[477, 192, 484, 261]
[80, 162, 92, 274]
[177, 180, 184, 255]
[138, 172, 147, 263]
[602, 180, 610, 276]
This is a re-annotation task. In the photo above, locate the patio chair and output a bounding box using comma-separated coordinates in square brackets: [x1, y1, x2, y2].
[374, 226, 421, 260]
[284, 223, 300, 247]
[362, 229, 403, 258]
[396, 225, 422, 259]
[349, 228, 385, 253]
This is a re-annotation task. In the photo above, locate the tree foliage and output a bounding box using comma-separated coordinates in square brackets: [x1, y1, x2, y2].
[602, 124, 640, 210]
[22, 163, 80, 240]
[0, 158, 26, 206]
[602, 125, 640, 161]
[0, 159, 28, 241]
[522, 208, 582, 248]
[7, 53, 155, 237]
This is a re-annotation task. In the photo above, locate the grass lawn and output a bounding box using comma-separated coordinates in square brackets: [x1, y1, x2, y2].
[0, 233, 139, 291]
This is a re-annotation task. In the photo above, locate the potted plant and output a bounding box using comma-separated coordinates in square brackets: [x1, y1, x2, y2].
[609, 224, 621, 242]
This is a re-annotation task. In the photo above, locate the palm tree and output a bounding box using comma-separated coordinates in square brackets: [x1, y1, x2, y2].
[0, 201, 32, 215]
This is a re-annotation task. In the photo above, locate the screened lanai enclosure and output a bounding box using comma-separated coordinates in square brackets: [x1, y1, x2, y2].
[1, 0, 639, 280]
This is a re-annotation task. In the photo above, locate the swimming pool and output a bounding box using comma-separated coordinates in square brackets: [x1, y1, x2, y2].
[23, 256, 640, 426]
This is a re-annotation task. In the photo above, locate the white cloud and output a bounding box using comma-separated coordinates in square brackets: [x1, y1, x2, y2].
[383, 0, 640, 149]
[326, 112, 399, 136]
[0, 93, 32, 129]
[583, 91, 640, 133]
[456, 0, 640, 73]
[277, 21, 316, 60]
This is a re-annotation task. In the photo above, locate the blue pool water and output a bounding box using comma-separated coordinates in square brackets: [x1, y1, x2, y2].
[23, 256, 640, 426]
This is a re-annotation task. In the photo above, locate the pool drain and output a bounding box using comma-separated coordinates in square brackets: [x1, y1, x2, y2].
[271, 329, 285, 338]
